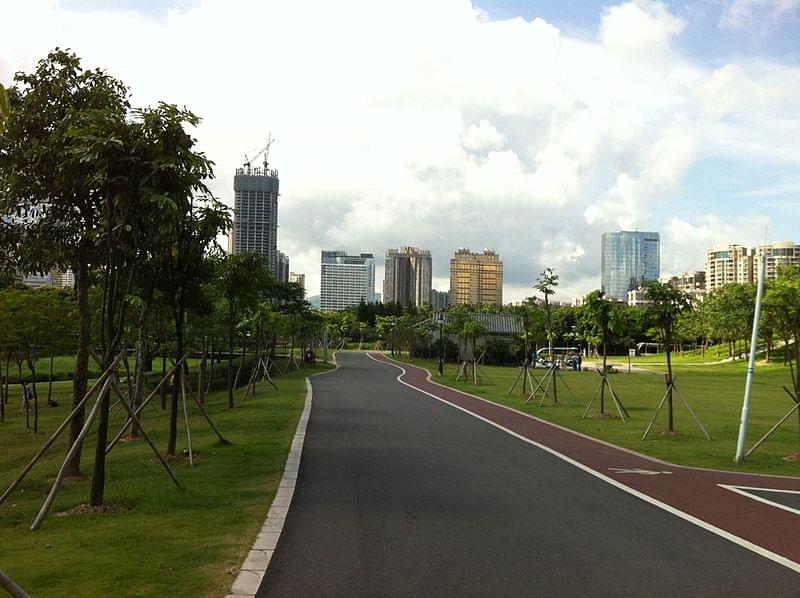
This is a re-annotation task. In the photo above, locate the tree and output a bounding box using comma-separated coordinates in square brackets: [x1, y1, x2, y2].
[0, 50, 129, 476]
[220, 252, 271, 408]
[534, 268, 559, 360]
[535, 268, 560, 402]
[763, 267, 800, 451]
[644, 281, 691, 433]
[140, 103, 230, 457]
[582, 290, 622, 415]
[0, 82, 9, 133]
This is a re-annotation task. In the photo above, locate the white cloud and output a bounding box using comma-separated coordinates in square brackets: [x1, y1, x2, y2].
[1, 0, 799, 303]
[601, 0, 686, 53]
[719, 0, 800, 31]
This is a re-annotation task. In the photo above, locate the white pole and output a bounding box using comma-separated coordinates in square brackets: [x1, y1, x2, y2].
[734, 252, 766, 462]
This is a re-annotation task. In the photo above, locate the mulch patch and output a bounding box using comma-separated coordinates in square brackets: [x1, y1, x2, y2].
[56, 504, 132, 517]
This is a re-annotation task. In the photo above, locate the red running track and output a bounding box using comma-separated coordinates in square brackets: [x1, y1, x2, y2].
[370, 352, 800, 573]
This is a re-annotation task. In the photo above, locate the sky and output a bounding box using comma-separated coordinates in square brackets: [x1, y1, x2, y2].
[2, 0, 799, 302]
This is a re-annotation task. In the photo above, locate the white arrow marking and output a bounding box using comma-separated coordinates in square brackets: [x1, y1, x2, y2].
[609, 467, 673, 475]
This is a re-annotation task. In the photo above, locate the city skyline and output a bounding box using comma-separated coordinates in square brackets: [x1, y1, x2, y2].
[3, 1, 799, 300]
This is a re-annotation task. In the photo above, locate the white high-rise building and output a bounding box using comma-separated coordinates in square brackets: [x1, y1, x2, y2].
[320, 251, 375, 311]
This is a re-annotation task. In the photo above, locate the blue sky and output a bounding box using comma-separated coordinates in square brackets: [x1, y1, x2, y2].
[6, 0, 800, 299]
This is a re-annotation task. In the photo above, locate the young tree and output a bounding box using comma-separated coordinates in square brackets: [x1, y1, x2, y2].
[0, 50, 129, 476]
[644, 281, 691, 433]
[139, 103, 230, 457]
[220, 252, 270, 408]
[763, 267, 800, 451]
[534, 268, 559, 360]
[582, 290, 621, 415]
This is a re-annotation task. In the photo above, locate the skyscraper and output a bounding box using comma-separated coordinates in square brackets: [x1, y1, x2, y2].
[382, 246, 432, 306]
[232, 162, 280, 275]
[277, 252, 290, 283]
[320, 251, 375, 311]
[449, 248, 503, 306]
[601, 231, 660, 301]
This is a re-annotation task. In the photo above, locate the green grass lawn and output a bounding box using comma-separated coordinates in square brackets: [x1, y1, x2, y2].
[0, 362, 331, 597]
[402, 355, 800, 478]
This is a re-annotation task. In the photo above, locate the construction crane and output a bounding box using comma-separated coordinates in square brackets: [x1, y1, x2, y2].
[243, 133, 275, 174]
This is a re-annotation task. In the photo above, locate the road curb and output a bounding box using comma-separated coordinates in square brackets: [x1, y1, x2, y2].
[227, 358, 338, 598]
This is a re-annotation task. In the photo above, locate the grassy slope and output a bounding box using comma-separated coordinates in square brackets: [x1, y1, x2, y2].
[0, 362, 331, 597]
[403, 355, 800, 478]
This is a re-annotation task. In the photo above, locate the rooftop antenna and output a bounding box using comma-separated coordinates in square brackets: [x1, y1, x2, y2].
[243, 132, 275, 175]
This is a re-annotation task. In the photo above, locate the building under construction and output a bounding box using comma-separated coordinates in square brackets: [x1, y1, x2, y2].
[230, 139, 281, 277]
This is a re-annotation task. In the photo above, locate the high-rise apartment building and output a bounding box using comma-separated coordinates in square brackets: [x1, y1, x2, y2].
[753, 242, 800, 280]
[320, 251, 375, 311]
[706, 242, 800, 292]
[705, 244, 751, 291]
[382, 246, 432, 306]
[289, 272, 305, 290]
[277, 252, 290, 283]
[430, 289, 450, 310]
[601, 231, 660, 302]
[449, 248, 503, 306]
[232, 163, 280, 275]
[663, 271, 706, 301]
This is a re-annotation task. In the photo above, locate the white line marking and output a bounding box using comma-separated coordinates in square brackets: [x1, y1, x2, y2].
[366, 353, 800, 575]
[720, 484, 800, 517]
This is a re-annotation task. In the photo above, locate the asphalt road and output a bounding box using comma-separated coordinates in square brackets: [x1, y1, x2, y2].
[258, 352, 799, 597]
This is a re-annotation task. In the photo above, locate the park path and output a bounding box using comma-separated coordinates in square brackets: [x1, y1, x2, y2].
[256, 351, 799, 597]
[370, 352, 800, 572]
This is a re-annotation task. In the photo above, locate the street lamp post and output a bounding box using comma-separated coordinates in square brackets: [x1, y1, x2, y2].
[438, 312, 445, 376]
[391, 321, 396, 357]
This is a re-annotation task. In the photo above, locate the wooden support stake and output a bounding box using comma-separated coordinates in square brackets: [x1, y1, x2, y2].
[31, 376, 112, 531]
[0, 570, 30, 598]
[180, 375, 194, 467]
[0, 353, 123, 508]
[111, 380, 180, 487]
[105, 354, 188, 454]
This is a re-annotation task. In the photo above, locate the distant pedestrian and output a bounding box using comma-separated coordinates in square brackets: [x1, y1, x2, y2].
[22, 383, 33, 412]
[576, 353, 582, 371]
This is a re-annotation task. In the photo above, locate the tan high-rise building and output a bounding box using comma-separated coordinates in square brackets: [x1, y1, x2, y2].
[753, 242, 800, 280]
[705, 244, 751, 292]
[663, 271, 706, 301]
[449, 248, 503, 306]
[706, 242, 799, 292]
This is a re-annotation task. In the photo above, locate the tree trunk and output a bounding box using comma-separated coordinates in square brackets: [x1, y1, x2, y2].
[65, 260, 91, 476]
[27, 362, 40, 434]
[131, 306, 148, 439]
[47, 353, 54, 408]
[208, 337, 214, 393]
[167, 309, 184, 457]
[89, 352, 114, 506]
[600, 342, 607, 414]
[198, 336, 207, 406]
[666, 347, 674, 432]
[160, 347, 167, 410]
[1, 352, 7, 423]
[227, 303, 235, 409]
